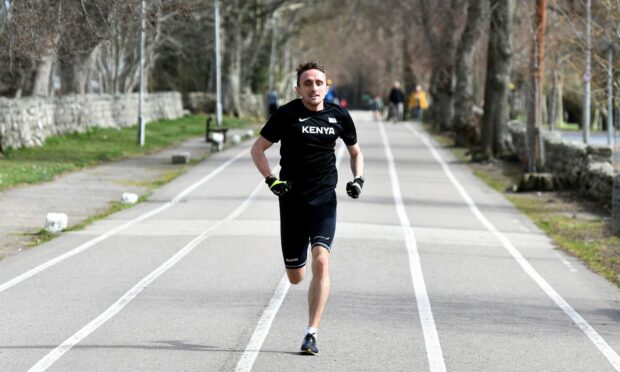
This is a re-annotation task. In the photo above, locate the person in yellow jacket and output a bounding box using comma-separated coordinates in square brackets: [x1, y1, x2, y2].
[407, 85, 429, 121]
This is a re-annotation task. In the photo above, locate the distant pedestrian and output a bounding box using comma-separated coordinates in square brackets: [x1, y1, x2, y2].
[325, 79, 337, 104]
[388, 81, 405, 123]
[371, 95, 384, 121]
[407, 85, 428, 121]
[267, 89, 279, 117]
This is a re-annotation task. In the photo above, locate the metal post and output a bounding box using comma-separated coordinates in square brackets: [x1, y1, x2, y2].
[214, 0, 223, 127]
[583, 0, 591, 144]
[137, 0, 146, 146]
[607, 45, 614, 145]
[268, 16, 277, 92]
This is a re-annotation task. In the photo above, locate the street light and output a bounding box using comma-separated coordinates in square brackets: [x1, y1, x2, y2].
[214, 0, 223, 127]
[137, 0, 146, 145]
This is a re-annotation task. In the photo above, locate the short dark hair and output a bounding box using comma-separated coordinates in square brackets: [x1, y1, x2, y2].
[296, 60, 325, 86]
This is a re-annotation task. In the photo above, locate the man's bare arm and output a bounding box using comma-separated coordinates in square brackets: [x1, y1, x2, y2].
[347, 143, 364, 178]
[251, 136, 275, 178]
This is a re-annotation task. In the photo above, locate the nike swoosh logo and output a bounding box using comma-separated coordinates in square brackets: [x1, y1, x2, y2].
[298, 117, 310, 122]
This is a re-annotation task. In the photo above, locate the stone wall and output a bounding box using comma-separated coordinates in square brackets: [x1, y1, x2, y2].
[507, 120, 614, 206]
[0, 92, 184, 150]
[185, 92, 266, 119]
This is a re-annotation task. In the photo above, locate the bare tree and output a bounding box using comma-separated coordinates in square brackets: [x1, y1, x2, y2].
[453, 0, 487, 146]
[419, 0, 465, 131]
[525, 0, 547, 172]
[480, 0, 517, 160]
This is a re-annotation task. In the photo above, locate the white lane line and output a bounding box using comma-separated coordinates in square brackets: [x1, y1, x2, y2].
[235, 275, 290, 372]
[27, 172, 265, 372]
[0, 147, 249, 294]
[406, 123, 620, 371]
[512, 218, 531, 232]
[379, 122, 446, 372]
[234, 143, 347, 372]
[555, 252, 578, 272]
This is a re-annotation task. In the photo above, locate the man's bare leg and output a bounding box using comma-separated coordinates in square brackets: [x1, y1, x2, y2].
[308, 245, 330, 329]
[286, 266, 305, 285]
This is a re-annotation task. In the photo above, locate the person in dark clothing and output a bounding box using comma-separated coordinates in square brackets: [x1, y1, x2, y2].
[388, 81, 405, 122]
[251, 60, 365, 355]
[267, 89, 279, 117]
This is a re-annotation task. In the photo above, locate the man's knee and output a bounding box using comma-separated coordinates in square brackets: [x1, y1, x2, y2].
[286, 267, 305, 284]
[311, 246, 330, 275]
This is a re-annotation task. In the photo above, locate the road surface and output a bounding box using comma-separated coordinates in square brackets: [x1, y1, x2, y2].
[1, 112, 620, 371]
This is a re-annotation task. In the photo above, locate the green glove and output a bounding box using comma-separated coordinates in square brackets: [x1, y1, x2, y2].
[265, 175, 291, 196]
[346, 176, 364, 199]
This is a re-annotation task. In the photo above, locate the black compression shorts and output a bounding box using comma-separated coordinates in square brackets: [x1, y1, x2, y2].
[278, 191, 337, 269]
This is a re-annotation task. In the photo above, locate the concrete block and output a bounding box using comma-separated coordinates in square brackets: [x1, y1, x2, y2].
[210, 132, 224, 152]
[45, 213, 68, 233]
[211, 132, 224, 144]
[172, 152, 191, 164]
[120, 192, 139, 204]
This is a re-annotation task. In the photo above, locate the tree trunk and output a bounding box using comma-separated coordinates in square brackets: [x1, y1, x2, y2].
[60, 50, 94, 95]
[555, 73, 564, 127]
[525, 0, 547, 172]
[31, 54, 55, 97]
[221, 14, 242, 117]
[419, 0, 457, 131]
[453, 0, 485, 147]
[480, 0, 516, 159]
[429, 61, 455, 131]
[549, 69, 559, 130]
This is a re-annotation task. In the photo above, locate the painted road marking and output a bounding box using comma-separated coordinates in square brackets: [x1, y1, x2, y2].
[0, 147, 249, 294]
[27, 171, 265, 372]
[234, 143, 347, 372]
[406, 123, 620, 371]
[234, 275, 290, 372]
[379, 121, 446, 372]
[555, 252, 578, 272]
[512, 218, 531, 232]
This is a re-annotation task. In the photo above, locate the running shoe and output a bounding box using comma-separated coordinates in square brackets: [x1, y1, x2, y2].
[300, 333, 318, 355]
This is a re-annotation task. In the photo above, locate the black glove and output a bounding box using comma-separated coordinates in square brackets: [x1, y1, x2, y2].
[265, 175, 290, 196]
[346, 176, 364, 199]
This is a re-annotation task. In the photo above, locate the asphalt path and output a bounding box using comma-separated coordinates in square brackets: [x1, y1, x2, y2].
[1, 112, 620, 371]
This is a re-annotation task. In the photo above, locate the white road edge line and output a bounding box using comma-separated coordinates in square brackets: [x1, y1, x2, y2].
[0, 147, 249, 294]
[234, 275, 290, 372]
[234, 143, 347, 372]
[406, 123, 620, 371]
[379, 122, 446, 372]
[512, 218, 530, 232]
[27, 169, 264, 372]
[555, 252, 578, 273]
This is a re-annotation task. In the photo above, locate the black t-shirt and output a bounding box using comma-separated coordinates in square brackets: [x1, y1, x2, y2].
[260, 99, 357, 202]
[389, 88, 405, 104]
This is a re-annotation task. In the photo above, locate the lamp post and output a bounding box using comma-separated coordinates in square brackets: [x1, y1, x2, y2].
[268, 16, 277, 92]
[137, 0, 146, 145]
[583, 0, 591, 144]
[607, 45, 614, 145]
[214, 0, 223, 127]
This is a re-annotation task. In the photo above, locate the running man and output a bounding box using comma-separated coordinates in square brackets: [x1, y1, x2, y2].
[251, 60, 365, 355]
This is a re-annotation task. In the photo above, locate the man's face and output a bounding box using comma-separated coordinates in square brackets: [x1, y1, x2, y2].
[295, 69, 327, 111]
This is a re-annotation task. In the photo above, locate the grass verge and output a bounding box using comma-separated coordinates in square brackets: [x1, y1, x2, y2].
[425, 124, 620, 287]
[1, 114, 256, 255]
[0, 114, 254, 191]
[23, 166, 189, 252]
